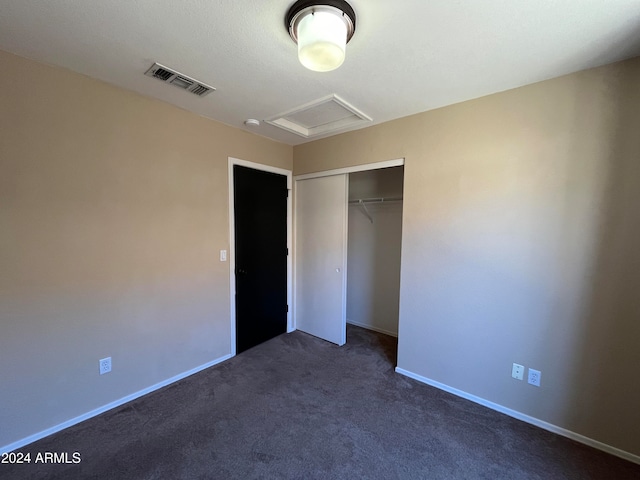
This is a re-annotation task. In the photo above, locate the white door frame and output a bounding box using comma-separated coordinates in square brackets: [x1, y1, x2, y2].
[228, 157, 293, 357]
[292, 158, 404, 332]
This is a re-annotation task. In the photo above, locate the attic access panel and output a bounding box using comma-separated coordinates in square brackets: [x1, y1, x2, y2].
[266, 94, 372, 138]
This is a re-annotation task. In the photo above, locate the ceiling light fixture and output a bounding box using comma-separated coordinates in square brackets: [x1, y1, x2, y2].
[286, 0, 356, 72]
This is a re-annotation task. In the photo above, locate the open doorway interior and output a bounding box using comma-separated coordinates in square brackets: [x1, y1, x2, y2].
[346, 166, 404, 338]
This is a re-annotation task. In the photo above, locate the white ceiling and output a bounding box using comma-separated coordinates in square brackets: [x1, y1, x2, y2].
[2, 1, 640, 145]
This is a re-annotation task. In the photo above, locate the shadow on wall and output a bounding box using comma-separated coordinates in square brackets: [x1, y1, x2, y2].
[563, 60, 640, 454]
[395, 56, 640, 457]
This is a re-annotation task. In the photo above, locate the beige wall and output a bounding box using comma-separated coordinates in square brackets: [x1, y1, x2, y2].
[294, 57, 640, 457]
[0, 50, 291, 448]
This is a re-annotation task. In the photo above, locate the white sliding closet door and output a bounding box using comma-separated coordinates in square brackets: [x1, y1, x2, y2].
[295, 174, 348, 346]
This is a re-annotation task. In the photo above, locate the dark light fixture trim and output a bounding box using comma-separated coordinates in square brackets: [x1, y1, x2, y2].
[285, 0, 357, 44]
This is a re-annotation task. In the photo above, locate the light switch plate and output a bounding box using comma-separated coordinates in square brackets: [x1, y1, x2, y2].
[220, 250, 227, 262]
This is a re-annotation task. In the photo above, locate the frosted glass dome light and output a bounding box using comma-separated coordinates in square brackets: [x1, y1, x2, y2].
[297, 11, 347, 72]
[286, 1, 356, 73]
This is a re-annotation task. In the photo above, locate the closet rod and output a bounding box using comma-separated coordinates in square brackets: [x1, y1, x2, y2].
[348, 196, 403, 205]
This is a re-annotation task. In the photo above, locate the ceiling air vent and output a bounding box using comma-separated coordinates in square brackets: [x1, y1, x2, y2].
[144, 63, 215, 97]
[152, 67, 173, 81]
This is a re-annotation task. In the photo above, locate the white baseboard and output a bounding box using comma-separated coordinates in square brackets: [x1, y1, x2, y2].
[347, 319, 398, 338]
[394, 367, 640, 465]
[1, 353, 233, 455]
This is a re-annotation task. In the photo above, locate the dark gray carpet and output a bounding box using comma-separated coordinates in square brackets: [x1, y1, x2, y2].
[3, 325, 639, 479]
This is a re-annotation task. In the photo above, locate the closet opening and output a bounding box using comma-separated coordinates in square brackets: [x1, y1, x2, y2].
[346, 166, 404, 355]
[293, 159, 404, 362]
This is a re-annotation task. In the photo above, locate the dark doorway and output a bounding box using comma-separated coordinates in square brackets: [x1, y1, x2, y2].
[233, 165, 288, 354]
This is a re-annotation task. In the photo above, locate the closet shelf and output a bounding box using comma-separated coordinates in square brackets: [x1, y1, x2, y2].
[348, 196, 403, 205]
[349, 197, 402, 224]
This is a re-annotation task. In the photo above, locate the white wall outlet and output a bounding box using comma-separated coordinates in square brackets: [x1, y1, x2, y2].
[528, 368, 541, 387]
[512, 363, 525, 380]
[220, 249, 227, 262]
[99, 357, 112, 375]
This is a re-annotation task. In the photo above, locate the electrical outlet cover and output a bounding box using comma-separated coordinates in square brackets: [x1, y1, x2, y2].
[528, 368, 541, 387]
[99, 357, 112, 375]
[512, 363, 525, 380]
